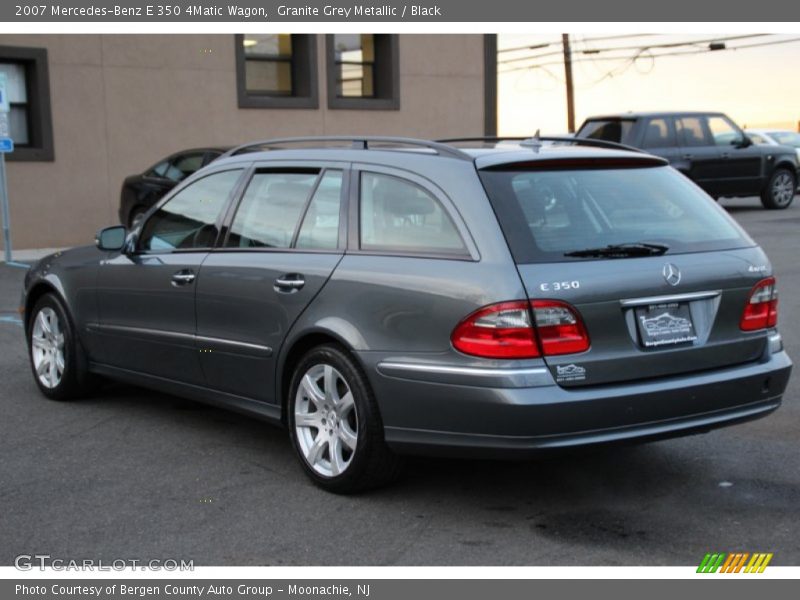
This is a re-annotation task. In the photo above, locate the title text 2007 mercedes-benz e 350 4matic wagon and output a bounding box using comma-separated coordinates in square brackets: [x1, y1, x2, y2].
[22, 136, 792, 492]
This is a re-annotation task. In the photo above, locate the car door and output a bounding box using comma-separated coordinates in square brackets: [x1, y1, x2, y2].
[194, 162, 349, 402]
[95, 167, 247, 383]
[706, 114, 764, 195]
[675, 115, 726, 196]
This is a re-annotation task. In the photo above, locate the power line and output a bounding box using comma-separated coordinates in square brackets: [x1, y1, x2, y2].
[498, 34, 769, 66]
[498, 36, 800, 74]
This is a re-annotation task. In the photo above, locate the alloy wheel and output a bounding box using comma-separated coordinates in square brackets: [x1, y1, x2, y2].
[294, 364, 358, 477]
[771, 172, 795, 207]
[30, 307, 65, 389]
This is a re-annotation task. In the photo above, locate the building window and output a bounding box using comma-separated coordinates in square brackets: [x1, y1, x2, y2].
[235, 34, 318, 109]
[0, 46, 54, 161]
[326, 35, 399, 110]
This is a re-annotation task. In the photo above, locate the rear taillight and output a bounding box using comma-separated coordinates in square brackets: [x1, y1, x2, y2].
[531, 300, 591, 355]
[740, 277, 778, 331]
[451, 300, 590, 359]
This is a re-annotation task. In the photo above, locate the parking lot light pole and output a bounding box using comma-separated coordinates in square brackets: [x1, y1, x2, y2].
[0, 152, 11, 262]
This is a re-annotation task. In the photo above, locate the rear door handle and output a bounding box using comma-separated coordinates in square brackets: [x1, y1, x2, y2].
[721, 153, 731, 159]
[275, 274, 305, 292]
[171, 270, 196, 286]
[682, 154, 693, 160]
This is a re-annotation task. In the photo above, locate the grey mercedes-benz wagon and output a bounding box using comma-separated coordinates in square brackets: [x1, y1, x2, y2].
[22, 136, 793, 492]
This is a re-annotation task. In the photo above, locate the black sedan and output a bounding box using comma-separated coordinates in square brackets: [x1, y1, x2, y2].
[119, 147, 227, 227]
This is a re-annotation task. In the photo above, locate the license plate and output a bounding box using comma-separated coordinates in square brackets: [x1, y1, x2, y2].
[635, 302, 698, 348]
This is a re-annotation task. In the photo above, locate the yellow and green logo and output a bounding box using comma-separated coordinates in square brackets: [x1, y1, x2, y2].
[697, 552, 773, 573]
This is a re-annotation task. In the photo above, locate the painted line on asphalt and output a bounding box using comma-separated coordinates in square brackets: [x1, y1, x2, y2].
[0, 315, 23, 327]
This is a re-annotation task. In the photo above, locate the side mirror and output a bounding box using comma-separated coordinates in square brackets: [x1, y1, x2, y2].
[735, 135, 753, 148]
[95, 225, 127, 251]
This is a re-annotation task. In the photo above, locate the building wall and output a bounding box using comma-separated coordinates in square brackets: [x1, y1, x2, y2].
[0, 34, 486, 249]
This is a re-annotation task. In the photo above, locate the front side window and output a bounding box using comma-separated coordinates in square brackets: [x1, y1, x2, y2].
[149, 153, 206, 183]
[708, 116, 744, 146]
[359, 172, 466, 255]
[235, 34, 318, 109]
[479, 165, 751, 264]
[327, 35, 399, 109]
[138, 170, 242, 252]
[296, 171, 344, 250]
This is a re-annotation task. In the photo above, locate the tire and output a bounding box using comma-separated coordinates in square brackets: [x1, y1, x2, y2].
[27, 293, 94, 401]
[128, 207, 148, 229]
[287, 344, 403, 493]
[760, 168, 796, 209]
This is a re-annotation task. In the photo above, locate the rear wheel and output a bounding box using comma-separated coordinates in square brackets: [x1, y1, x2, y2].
[761, 168, 796, 209]
[288, 344, 402, 493]
[28, 293, 94, 400]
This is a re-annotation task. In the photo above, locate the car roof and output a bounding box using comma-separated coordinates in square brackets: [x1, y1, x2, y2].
[582, 111, 727, 121]
[209, 139, 666, 171]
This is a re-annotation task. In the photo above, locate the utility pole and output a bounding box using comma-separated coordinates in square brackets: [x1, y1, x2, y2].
[562, 33, 576, 133]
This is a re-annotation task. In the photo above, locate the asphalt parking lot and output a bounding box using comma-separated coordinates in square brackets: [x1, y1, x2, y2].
[1, 196, 798, 566]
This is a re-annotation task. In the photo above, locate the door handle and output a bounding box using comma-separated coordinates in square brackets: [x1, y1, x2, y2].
[274, 274, 305, 292]
[682, 154, 693, 160]
[171, 270, 196, 286]
[721, 153, 731, 159]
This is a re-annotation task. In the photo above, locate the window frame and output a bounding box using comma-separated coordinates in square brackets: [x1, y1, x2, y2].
[215, 160, 350, 255]
[348, 165, 476, 261]
[234, 34, 319, 109]
[326, 35, 400, 110]
[134, 167, 248, 255]
[0, 45, 54, 162]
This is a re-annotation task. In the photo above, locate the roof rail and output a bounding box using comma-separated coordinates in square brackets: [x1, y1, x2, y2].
[436, 136, 648, 154]
[221, 136, 472, 161]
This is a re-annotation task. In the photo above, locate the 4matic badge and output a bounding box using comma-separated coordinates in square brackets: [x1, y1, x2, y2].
[556, 364, 586, 382]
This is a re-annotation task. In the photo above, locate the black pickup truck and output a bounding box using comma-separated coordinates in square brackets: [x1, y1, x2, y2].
[576, 111, 799, 209]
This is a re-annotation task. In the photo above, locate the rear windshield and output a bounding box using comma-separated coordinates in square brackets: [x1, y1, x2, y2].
[577, 119, 636, 144]
[479, 165, 752, 264]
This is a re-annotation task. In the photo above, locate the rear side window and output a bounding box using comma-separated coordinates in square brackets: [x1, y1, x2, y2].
[678, 117, 712, 147]
[479, 166, 750, 264]
[139, 169, 242, 252]
[359, 172, 466, 255]
[226, 171, 319, 248]
[577, 119, 635, 144]
[641, 118, 675, 148]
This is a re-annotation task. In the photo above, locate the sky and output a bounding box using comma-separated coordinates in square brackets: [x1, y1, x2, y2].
[498, 34, 800, 135]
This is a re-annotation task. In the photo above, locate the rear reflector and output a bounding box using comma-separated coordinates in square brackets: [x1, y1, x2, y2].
[740, 277, 778, 331]
[451, 300, 590, 359]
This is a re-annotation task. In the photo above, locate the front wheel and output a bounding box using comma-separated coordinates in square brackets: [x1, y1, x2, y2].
[288, 344, 402, 493]
[761, 168, 796, 209]
[28, 293, 94, 400]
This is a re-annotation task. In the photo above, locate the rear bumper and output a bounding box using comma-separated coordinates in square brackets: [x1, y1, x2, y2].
[368, 349, 792, 458]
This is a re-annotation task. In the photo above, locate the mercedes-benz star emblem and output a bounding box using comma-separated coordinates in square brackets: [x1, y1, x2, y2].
[663, 263, 681, 286]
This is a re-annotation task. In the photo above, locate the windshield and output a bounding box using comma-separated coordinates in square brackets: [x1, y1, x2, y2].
[769, 131, 800, 148]
[479, 165, 752, 263]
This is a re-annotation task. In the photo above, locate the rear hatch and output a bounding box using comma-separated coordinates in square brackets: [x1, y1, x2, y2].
[478, 152, 773, 388]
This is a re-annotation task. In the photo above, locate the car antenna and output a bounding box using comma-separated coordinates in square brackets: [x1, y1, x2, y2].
[520, 129, 543, 152]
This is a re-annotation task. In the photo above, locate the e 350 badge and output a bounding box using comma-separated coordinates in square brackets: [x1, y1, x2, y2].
[556, 364, 586, 382]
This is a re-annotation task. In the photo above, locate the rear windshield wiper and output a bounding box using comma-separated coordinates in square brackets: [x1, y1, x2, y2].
[564, 242, 670, 258]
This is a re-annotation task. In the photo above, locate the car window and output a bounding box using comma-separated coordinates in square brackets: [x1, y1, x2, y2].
[359, 172, 466, 255]
[641, 118, 675, 148]
[769, 131, 800, 148]
[138, 170, 242, 252]
[295, 170, 344, 250]
[577, 119, 635, 144]
[148, 160, 170, 178]
[677, 117, 712, 147]
[707, 116, 744, 146]
[748, 133, 769, 145]
[479, 166, 749, 264]
[226, 171, 319, 248]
